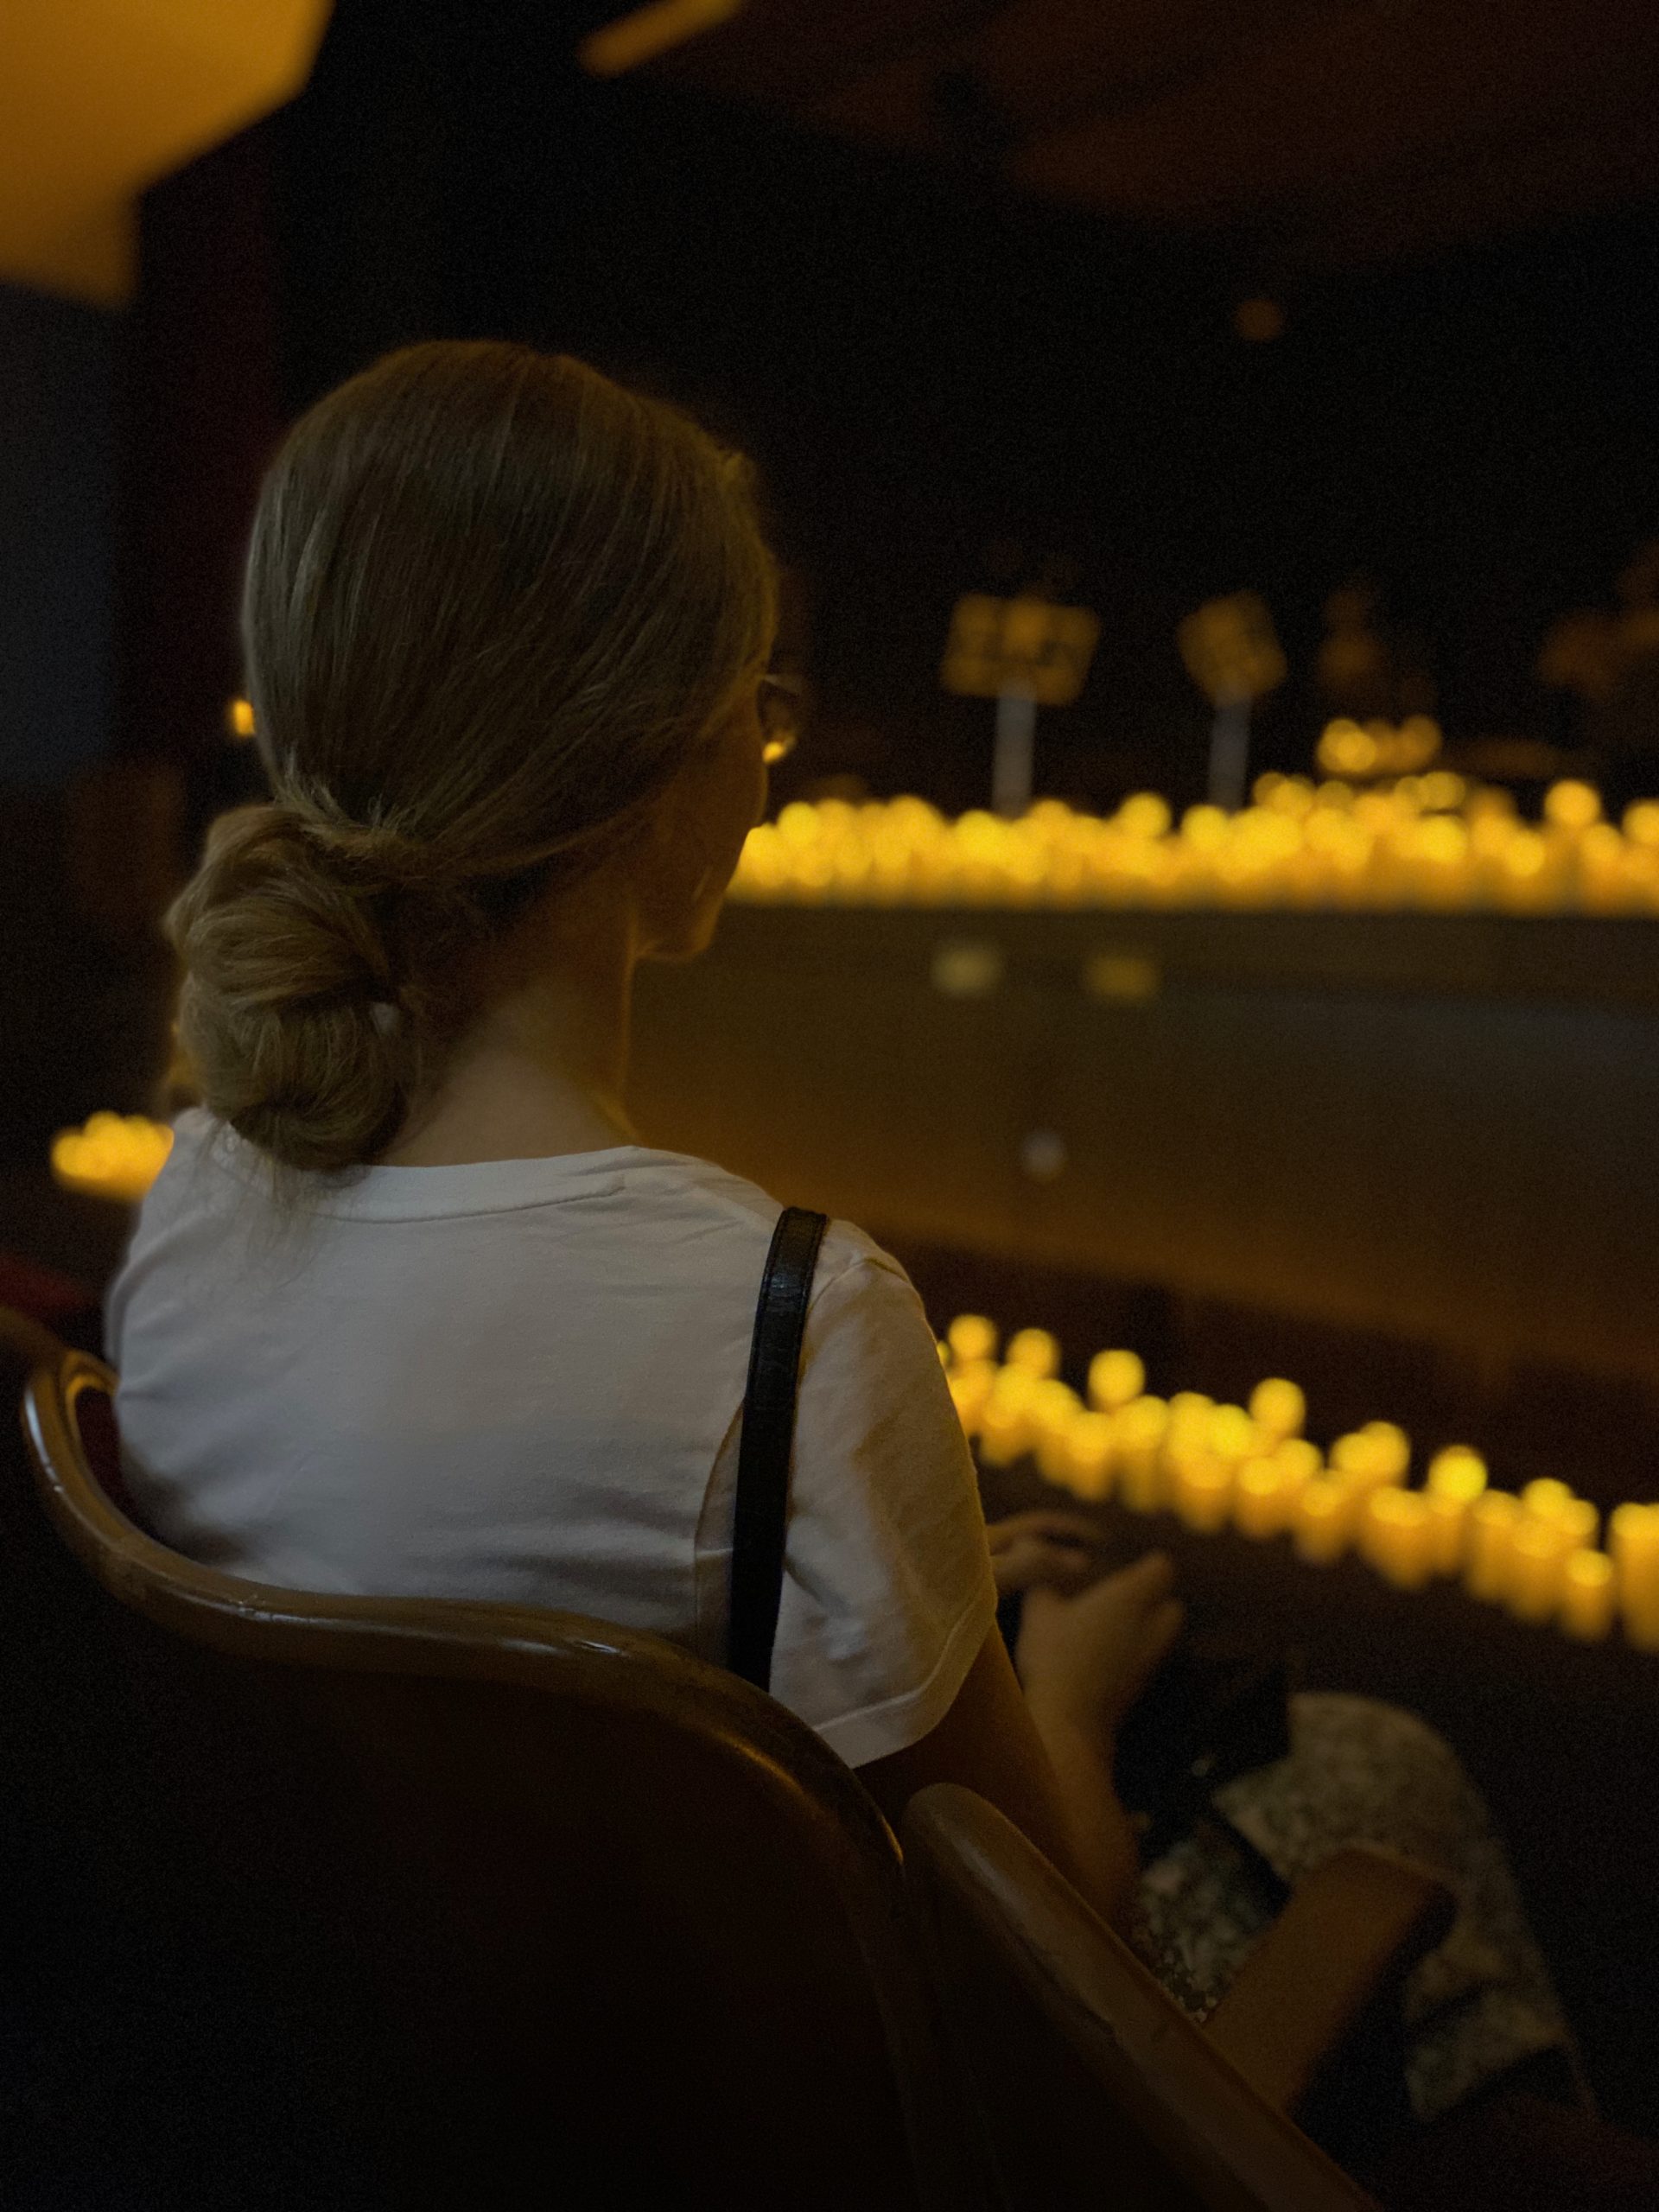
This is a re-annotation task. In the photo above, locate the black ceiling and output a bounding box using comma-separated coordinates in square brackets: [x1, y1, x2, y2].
[651, 0, 1659, 267]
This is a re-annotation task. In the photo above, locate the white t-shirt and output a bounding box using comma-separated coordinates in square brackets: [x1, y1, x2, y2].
[105, 1110, 998, 1770]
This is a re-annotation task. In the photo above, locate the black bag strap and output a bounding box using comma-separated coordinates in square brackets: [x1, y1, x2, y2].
[728, 1205, 828, 1692]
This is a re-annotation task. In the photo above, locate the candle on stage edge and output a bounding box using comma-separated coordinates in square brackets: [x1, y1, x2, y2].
[976, 1398, 1030, 1468]
[1521, 1478, 1573, 1522]
[1363, 1487, 1435, 1589]
[1175, 1453, 1234, 1534]
[1427, 1446, 1487, 1500]
[1249, 1376, 1306, 1445]
[1610, 1503, 1659, 1649]
[1116, 1397, 1170, 1512]
[1031, 1388, 1084, 1487]
[1426, 1447, 1487, 1573]
[948, 1359, 995, 1434]
[1362, 1422, 1413, 1484]
[1464, 1491, 1521, 1602]
[1007, 1327, 1061, 1379]
[1425, 1491, 1473, 1575]
[947, 1313, 999, 1365]
[1507, 1517, 1567, 1624]
[1294, 1478, 1351, 1565]
[1062, 1412, 1116, 1502]
[1560, 1549, 1616, 1643]
[1234, 1457, 1289, 1538]
[1089, 1349, 1146, 1413]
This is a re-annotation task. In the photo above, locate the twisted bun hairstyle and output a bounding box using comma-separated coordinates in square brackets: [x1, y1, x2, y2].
[166, 341, 776, 1176]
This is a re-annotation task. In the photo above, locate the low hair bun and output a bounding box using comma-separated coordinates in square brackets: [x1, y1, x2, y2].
[180, 339, 777, 1183]
[164, 804, 411, 1173]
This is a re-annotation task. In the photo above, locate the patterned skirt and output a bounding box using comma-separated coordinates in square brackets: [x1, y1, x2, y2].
[1129, 1693, 1585, 2124]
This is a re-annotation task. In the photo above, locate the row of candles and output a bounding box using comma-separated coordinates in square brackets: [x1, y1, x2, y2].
[730, 774, 1659, 915]
[941, 1314, 1657, 1649]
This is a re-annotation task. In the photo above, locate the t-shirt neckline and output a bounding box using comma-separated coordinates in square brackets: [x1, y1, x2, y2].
[186, 1110, 715, 1223]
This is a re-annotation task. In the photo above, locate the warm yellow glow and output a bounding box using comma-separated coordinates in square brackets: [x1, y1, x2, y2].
[578, 0, 744, 78]
[1235, 1458, 1291, 1538]
[1088, 1348, 1145, 1412]
[1560, 1550, 1615, 1641]
[1249, 1376, 1306, 1442]
[227, 696, 257, 740]
[946, 1313, 998, 1364]
[1294, 1479, 1352, 1565]
[1315, 716, 1441, 779]
[728, 779, 1659, 916]
[940, 594, 1100, 707]
[1507, 1517, 1567, 1624]
[1543, 779, 1601, 832]
[1362, 1487, 1434, 1589]
[1006, 1326, 1060, 1378]
[1427, 1446, 1487, 1503]
[0, 1, 331, 304]
[954, 1328, 1649, 1649]
[51, 1111, 173, 1203]
[1463, 1493, 1521, 1603]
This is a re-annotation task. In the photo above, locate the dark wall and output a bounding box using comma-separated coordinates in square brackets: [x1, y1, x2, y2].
[0, 285, 117, 788]
[240, 0, 1659, 810]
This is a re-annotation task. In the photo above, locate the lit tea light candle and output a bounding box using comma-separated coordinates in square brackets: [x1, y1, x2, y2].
[1425, 1492, 1472, 1575]
[1007, 1327, 1061, 1378]
[1249, 1376, 1306, 1444]
[1175, 1454, 1234, 1534]
[1359, 1487, 1433, 1588]
[1521, 1478, 1573, 1522]
[1293, 1478, 1352, 1565]
[1116, 1395, 1170, 1512]
[1089, 1348, 1146, 1412]
[1425, 1447, 1486, 1573]
[1465, 1492, 1521, 1602]
[1610, 1503, 1659, 1650]
[1029, 1382, 1085, 1485]
[947, 1359, 996, 1434]
[1061, 1411, 1116, 1501]
[1560, 1549, 1616, 1642]
[948, 1314, 999, 1364]
[976, 1396, 1031, 1468]
[1205, 1404, 1258, 1463]
[1427, 1446, 1487, 1498]
[1507, 1517, 1567, 1624]
[1361, 1422, 1412, 1484]
[1233, 1456, 1289, 1539]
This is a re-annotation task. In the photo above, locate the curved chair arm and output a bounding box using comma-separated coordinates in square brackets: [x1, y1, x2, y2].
[903, 1782, 1382, 2211]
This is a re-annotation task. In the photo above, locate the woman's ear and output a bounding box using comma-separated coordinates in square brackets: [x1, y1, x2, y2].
[635, 703, 764, 962]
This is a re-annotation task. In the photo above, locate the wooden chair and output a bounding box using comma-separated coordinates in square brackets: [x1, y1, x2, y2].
[10, 1325, 990, 2211]
[902, 1782, 1455, 2212]
[5, 1316, 1454, 2210]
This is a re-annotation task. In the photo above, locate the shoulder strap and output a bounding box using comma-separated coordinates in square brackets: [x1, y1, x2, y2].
[728, 1205, 829, 1693]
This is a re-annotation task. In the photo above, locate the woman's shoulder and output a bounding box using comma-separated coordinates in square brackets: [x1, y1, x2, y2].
[632, 1149, 906, 1297]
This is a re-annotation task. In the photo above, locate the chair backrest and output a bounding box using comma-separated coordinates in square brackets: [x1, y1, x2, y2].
[12, 1325, 988, 2210]
[902, 1783, 1379, 2212]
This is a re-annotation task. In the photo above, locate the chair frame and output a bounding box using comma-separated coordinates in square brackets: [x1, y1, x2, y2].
[19, 1339, 991, 2211]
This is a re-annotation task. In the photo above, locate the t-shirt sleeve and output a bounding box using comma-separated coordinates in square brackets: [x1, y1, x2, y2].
[738, 1246, 999, 1769]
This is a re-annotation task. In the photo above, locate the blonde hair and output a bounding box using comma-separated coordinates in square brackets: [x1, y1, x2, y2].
[167, 341, 776, 1175]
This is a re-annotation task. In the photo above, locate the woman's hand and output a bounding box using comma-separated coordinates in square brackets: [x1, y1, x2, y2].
[987, 1510, 1108, 1599]
[1014, 1551, 1185, 1742]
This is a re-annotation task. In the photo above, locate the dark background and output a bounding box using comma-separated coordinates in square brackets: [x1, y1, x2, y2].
[118, 0, 1659, 819]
